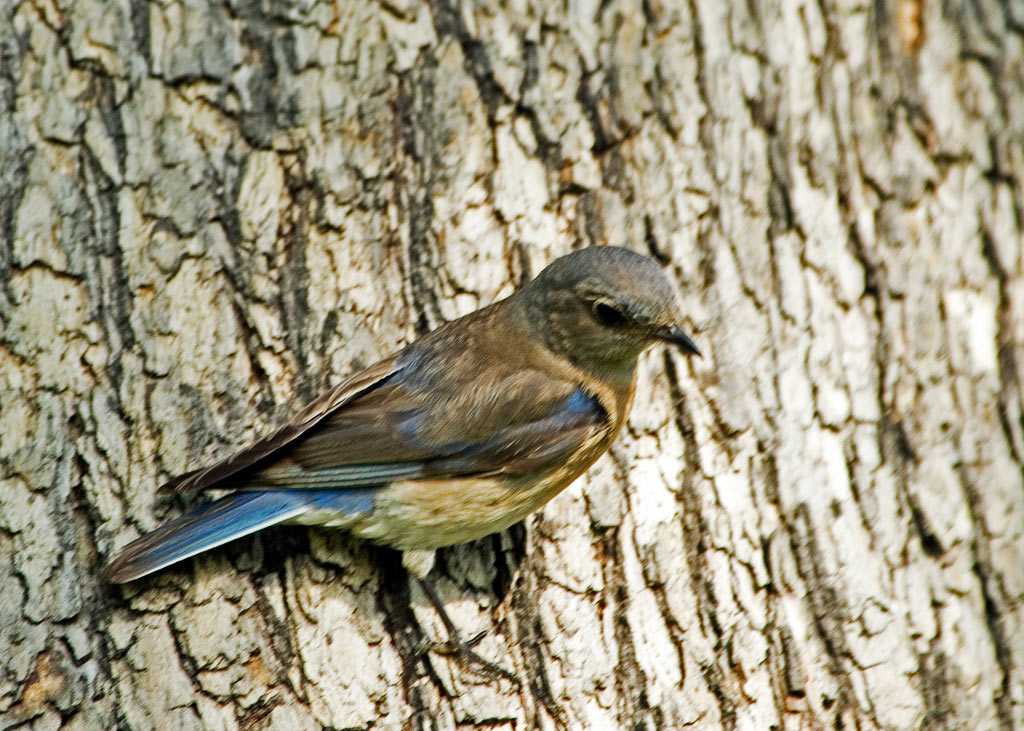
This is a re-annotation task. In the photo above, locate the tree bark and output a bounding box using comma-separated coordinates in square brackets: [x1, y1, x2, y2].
[1, 0, 1022, 728]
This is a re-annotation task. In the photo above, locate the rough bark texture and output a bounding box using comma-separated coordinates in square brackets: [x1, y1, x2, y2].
[1, 0, 1023, 729]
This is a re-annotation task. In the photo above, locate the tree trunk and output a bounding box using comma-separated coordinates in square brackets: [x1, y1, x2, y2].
[1, 0, 1022, 728]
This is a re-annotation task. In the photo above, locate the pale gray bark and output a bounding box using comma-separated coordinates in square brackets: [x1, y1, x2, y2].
[1, 0, 1022, 728]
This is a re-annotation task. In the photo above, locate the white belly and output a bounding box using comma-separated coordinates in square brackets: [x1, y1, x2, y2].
[344, 473, 572, 551]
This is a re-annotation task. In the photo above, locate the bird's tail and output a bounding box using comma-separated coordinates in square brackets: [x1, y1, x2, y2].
[103, 489, 374, 583]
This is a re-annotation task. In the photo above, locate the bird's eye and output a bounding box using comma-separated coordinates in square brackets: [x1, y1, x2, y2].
[592, 301, 629, 328]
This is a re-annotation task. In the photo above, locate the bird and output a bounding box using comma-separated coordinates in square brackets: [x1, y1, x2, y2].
[104, 245, 700, 678]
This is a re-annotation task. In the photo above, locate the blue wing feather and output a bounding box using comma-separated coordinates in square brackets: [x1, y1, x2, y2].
[235, 382, 606, 487]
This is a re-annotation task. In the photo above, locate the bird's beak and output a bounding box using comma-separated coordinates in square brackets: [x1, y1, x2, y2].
[653, 324, 702, 357]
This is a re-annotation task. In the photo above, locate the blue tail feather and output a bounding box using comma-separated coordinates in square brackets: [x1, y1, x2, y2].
[104, 489, 376, 583]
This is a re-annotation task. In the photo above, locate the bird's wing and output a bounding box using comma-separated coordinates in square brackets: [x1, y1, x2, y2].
[162, 357, 401, 493]
[171, 351, 608, 493]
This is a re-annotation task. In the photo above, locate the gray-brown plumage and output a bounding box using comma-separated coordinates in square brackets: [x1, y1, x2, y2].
[105, 246, 700, 587]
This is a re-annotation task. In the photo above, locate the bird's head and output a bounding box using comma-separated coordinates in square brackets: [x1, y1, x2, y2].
[517, 247, 700, 378]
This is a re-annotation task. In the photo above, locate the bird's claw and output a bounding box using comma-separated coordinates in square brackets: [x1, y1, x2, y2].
[429, 630, 486, 653]
[420, 631, 520, 685]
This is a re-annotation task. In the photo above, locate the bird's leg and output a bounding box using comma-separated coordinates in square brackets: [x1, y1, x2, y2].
[416, 575, 520, 685]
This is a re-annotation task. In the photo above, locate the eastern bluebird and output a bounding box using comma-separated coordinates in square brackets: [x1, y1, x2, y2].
[104, 246, 700, 676]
